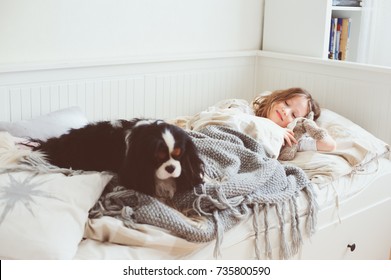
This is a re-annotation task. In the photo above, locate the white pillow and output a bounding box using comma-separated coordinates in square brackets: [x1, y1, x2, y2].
[0, 171, 112, 259]
[0, 107, 88, 140]
[317, 109, 389, 165]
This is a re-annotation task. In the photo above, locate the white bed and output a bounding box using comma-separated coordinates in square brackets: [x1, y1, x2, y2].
[0, 51, 390, 260]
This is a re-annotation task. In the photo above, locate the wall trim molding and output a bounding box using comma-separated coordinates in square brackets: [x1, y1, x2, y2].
[0, 51, 259, 74]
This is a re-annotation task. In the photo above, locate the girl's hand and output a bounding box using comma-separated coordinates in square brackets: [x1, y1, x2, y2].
[283, 128, 298, 147]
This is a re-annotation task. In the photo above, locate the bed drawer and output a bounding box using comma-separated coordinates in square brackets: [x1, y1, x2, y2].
[299, 199, 391, 259]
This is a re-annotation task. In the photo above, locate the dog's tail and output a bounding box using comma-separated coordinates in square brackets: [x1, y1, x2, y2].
[0, 132, 33, 167]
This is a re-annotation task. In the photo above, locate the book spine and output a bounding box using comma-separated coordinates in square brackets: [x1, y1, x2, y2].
[332, 18, 338, 59]
[335, 18, 343, 60]
[339, 18, 350, 60]
[328, 18, 335, 59]
[346, 18, 352, 59]
[329, 18, 338, 60]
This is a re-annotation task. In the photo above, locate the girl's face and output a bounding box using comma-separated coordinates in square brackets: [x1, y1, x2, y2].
[267, 95, 309, 128]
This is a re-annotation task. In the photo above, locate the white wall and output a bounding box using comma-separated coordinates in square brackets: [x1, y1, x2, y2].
[0, 0, 263, 65]
[357, 0, 391, 68]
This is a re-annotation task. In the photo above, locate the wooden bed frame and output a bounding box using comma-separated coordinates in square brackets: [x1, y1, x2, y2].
[1, 50, 390, 259]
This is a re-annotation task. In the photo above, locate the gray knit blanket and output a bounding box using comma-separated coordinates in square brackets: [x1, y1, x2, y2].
[88, 125, 318, 259]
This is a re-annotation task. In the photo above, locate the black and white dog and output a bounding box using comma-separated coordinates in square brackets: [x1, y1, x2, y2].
[34, 119, 204, 198]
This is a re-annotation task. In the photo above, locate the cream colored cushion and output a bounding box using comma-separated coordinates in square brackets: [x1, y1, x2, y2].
[0, 170, 112, 259]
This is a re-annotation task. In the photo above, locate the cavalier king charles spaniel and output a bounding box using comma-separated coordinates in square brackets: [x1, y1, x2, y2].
[34, 119, 204, 198]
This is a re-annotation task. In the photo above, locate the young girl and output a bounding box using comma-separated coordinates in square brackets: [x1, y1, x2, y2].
[252, 87, 336, 152]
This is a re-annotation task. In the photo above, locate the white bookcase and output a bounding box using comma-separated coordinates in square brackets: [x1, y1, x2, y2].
[262, 0, 362, 62]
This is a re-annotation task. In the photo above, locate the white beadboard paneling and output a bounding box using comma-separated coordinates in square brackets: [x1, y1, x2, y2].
[0, 87, 10, 121]
[20, 87, 32, 120]
[85, 81, 95, 120]
[9, 88, 22, 121]
[49, 84, 61, 112]
[102, 81, 112, 119]
[40, 86, 51, 116]
[0, 53, 256, 124]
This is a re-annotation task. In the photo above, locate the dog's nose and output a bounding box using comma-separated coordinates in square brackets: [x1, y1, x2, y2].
[165, 165, 175, 174]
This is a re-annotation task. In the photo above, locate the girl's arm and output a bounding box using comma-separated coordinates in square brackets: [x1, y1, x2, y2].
[298, 133, 336, 152]
[316, 135, 336, 152]
[283, 121, 336, 152]
[299, 117, 337, 152]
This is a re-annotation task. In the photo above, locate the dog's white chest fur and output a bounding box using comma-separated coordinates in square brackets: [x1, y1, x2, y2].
[155, 177, 177, 199]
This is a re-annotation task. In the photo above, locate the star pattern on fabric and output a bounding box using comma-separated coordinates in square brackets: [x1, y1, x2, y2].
[0, 173, 62, 225]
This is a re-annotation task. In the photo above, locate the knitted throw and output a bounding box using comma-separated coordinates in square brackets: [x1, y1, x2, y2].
[89, 126, 318, 259]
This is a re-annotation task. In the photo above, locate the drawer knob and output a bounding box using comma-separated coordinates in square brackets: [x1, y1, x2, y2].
[347, 243, 356, 252]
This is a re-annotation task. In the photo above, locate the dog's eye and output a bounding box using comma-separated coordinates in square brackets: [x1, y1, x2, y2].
[156, 150, 167, 160]
[172, 147, 182, 158]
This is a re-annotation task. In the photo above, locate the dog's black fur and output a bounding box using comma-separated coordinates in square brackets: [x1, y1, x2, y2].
[34, 119, 204, 197]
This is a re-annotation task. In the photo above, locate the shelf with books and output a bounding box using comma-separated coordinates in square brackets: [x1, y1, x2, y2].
[262, 0, 363, 63]
[331, 8, 361, 62]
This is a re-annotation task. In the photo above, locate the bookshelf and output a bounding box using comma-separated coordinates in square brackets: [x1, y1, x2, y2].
[262, 0, 362, 62]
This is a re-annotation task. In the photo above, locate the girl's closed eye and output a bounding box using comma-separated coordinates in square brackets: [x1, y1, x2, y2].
[285, 101, 296, 118]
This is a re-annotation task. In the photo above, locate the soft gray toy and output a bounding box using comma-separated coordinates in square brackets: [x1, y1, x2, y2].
[278, 112, 328, 161]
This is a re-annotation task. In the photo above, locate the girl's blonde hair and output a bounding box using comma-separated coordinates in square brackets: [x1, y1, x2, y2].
[252, 87, 321, 120]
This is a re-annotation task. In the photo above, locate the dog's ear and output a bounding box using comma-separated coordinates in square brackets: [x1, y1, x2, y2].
[118, 127, 156, 196]
[119, 160, 156, 196]
[176, 137, 204, 192]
